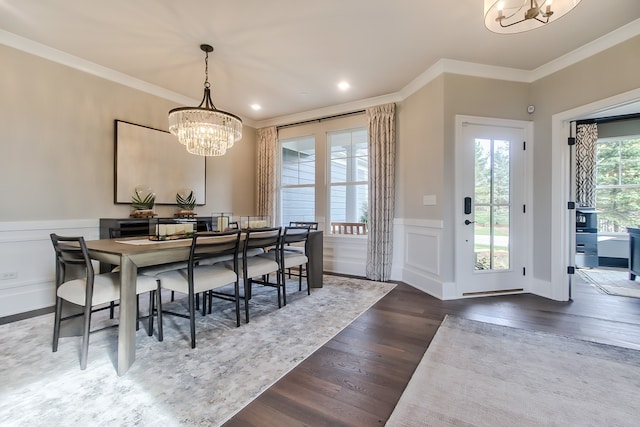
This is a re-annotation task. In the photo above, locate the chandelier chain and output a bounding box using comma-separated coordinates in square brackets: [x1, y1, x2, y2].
[204, 49, 210, 89]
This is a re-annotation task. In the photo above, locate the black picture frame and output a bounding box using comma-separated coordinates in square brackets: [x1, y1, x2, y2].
[114, 120, 206, 205]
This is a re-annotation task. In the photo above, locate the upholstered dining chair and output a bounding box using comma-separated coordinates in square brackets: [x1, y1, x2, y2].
[285, 222, 316, 281]
[226, 227, 282, 323]
[154, 231, 242, 348]
[50, 233, 159, 370]
[261, 226, 311, 299]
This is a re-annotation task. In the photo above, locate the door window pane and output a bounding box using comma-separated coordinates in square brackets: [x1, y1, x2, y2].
[474, 138, 511, 271]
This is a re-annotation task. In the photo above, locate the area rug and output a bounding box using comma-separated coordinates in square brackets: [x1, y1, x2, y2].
[386, 315, 640, 427]
[577, 267, 640, 298]
[0, 275, 395, 426]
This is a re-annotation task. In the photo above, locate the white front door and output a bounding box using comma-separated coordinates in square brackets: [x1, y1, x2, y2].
[455, 116, 530, 296]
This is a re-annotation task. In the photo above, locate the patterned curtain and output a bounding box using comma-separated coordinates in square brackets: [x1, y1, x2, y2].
[256, 126, 277, 225]
[576, 123, 598, 207]
[366, 103, 396, 281]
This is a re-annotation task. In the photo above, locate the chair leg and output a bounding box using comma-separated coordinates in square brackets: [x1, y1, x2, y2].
[243, 277, 250, 323]
[157, 285, 164, 342]
[281, 269, 286, 307]
[171, 290, 175, 302]
[109, 301, 115, 319]
[136, 295, 140, 331]
[147, 290, 154, 337]
[52, 297, 63, 352]
[275, 270, 282, 308]
[298, 266, 303, 291]
[201, 291, 207, 316]
[305, 262, 311, 295]
[234, 280, 241, 327]
[188, 289, 196, 349]
[79, 303, 92, 370]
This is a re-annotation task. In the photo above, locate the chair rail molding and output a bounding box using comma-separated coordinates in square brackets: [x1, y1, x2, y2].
[0, 219, 98, 317]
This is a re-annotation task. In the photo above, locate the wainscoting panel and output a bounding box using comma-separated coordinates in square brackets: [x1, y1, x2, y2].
[395, 219, 448, 299]
[323, 235, 367, 277]
[0, 220, 98, 318]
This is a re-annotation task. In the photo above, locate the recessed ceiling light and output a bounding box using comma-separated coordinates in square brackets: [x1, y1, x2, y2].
[338, 81, 350, 91]
[251, 104, 262, 110]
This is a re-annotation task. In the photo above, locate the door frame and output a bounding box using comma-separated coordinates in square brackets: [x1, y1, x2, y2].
[454, 115, 534, 298]
[550, 88, 640, 301]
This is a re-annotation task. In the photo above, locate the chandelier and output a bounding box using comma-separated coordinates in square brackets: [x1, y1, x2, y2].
[168, 44, 242, 156]
[484, 0, 582, 34]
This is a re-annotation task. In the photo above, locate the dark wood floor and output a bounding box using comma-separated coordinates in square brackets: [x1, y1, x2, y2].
[223, 274, 640, 426]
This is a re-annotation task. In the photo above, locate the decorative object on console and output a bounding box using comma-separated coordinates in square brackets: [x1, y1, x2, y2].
[175, 189, 197, 218]
[152, 222, 195, 241]
[168, 44, 243, 157]
[213, 212, 233, 231]
[484, 0, 582, 34]
[236, 216, 271, 229]
[130, 186, 157, 218]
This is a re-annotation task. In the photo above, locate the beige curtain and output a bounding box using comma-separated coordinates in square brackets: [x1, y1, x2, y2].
[256, 126, 277, 225]
[576, 123, 598, 207]
[366, 103, 396, 281]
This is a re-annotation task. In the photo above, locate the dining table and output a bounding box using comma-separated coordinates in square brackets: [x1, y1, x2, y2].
[84, 230, 323, 375]
[85, 237, 193, 375]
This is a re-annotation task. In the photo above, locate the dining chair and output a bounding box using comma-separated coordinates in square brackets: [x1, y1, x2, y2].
[154, 231, 242, 348]
[226, 227, 282, 323]
[261, 226, 311, 299]
[285, 222, 316, 281]
[50, 233, 159, 369]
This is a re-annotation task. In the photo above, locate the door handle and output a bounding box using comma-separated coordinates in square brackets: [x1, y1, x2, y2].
[465, 219, 475, 225]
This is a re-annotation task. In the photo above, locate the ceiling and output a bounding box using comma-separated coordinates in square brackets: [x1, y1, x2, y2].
[1, 0, 640, 126]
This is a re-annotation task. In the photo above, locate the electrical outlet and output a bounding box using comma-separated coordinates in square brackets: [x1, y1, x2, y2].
[0, 272, 18, 280]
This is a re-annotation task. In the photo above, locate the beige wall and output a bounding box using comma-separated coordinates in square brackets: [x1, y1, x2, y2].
[397, 73, 530, 280]
[529, 35, 640, 280]
[396, 75, 445, 219]
[0, 44, 256, 221]
[396, 35, 639, 284]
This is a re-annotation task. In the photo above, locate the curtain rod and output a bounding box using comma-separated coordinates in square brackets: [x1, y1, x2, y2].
[576, 112, 640, 126]
[276, 110, 365, 130]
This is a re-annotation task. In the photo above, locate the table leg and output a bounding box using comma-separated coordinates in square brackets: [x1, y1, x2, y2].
[118, 255, 138, 375]
[307, 232, 324, 288]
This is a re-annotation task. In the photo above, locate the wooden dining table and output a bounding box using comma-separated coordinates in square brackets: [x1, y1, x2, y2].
[85, 237, 193, 375]
[84, 230, 323, 375]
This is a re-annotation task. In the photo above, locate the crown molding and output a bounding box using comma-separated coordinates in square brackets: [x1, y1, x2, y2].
[3, 16, 639, 130]
[530, 17, 640, 82]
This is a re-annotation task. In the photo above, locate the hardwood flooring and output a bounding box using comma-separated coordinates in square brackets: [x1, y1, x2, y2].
[223, 274, 640, 426]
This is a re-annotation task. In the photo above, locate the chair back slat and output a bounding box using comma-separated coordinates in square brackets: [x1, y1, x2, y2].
[282, 226, 310, 245]
[189, 231, 241, 267]
[243, 227, 281, 253]
[50, 234, 96, 307]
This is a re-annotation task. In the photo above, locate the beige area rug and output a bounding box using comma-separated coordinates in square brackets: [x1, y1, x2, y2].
[0, 275, 395, 426]
[578, 267, 640, 298]
[386, 315, 640, 427]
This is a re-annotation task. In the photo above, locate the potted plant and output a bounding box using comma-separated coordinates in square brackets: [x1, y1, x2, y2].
[176, 189, 197, 218]
[130, 186, 156, 217]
